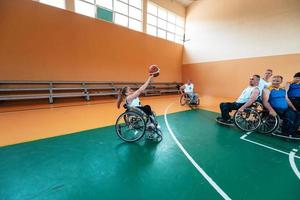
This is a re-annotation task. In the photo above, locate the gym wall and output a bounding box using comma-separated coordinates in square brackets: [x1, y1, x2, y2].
[0, 0, 183, 82]
[182, 0, 300, 98]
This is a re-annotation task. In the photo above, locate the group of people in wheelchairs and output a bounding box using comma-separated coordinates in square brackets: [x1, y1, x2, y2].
[216, 69, 300, 139]
[114, 64, 299, 143]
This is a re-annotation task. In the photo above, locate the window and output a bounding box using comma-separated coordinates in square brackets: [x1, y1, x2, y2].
[92, 0, 142, 31]
[96, 0, 113, 10]
[96, 7, 113, 22]
[35, 0, 186, 39]
[115, 13, 128, 27]
[36, 0, 143, 31]
[112, 0, 143, 31]
[75, 0, 95, 17]
[96, 0, 114, 22]
[146, 1, 184, 44]
[39, 0, 66, 9]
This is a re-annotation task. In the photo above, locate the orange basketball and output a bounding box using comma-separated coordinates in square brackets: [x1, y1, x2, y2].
[149, 64, 160, 77]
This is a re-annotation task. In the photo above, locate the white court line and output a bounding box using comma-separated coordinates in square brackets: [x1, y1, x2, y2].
[289, 149, 300, 180]
[164, 103, 231, 200]
[240, 133, 300, 159]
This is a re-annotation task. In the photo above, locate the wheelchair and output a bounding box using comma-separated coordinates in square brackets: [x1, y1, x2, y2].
[233, 102, 298, 137]
[115, 105, 162, 143]
[180, 93, 199, 106]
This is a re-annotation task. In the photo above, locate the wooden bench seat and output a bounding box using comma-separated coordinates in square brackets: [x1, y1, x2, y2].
[0, 80, 181, 104]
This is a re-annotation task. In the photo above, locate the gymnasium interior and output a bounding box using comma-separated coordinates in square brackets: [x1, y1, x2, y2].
[0, 0, 299, 199]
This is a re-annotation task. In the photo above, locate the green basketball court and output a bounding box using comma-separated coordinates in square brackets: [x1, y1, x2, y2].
[1, 108, 299, 200]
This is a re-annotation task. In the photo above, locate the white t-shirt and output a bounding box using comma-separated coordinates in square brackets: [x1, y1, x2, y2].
[236, 86, 258, 103]
[126, 97, 140, 107]
[184, 83, 194, 93]
[258, 79, 271, 96]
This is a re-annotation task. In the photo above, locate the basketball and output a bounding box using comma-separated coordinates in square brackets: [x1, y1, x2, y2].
[149, 64, 160, 77]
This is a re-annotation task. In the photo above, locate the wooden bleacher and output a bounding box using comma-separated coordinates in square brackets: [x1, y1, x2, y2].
[0, 81, 181, 104]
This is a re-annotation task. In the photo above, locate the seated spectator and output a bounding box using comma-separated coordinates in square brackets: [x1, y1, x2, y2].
[286, 72, 300, 111]
[180, 80, 199, 104]
[262, 75, 300, 138]
[216, 75, 260, 125]
[258, 69, 273, 98]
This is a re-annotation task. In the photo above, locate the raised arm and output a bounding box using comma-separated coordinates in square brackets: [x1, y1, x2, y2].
[238, 88, 260, 112]
[262, 89, 277, 116]
[127, 75, 153, 102]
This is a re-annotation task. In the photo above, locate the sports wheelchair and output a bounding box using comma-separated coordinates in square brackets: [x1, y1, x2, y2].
[233, 102, 280, 134]
[115, 105, 162, 143]
[180, 93, 200, 106]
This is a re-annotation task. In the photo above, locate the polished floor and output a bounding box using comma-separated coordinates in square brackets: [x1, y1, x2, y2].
[0, 98, 299, 199]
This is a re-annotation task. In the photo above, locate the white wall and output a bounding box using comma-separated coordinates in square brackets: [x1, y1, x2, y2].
[183, 0, 300, 64]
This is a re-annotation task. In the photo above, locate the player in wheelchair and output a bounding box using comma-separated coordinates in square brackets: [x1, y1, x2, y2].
[286, 72, 300, 111]
[262, 75, 300, 138]
[232, 76, 300, 139]
[115, 66, 162, 143]
[216, 75, 260, 126]
[179, 80, 199, 106]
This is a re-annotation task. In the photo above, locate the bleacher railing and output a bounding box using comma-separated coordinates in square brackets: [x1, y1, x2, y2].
[0, 81, 181, 103]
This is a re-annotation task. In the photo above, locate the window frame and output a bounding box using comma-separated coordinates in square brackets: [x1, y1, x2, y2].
[39, 0, 66, 9]
[146, 1, 184, 44]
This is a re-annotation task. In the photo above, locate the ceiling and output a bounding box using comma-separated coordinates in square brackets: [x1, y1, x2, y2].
[173, 0, 196, 7]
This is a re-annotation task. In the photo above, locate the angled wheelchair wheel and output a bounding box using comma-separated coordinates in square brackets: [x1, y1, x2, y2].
[234, 108, 261, 132]
[115, 111, 146, 142]
[153, 129, 163, 142]
[180, 94, 188, 106]
[257, 112, 280, 134]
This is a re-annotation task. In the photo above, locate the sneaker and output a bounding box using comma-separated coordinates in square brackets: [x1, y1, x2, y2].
[223, 120, 234, 126]
[216, 117, 234, 126]
[216, 116, 223, 121]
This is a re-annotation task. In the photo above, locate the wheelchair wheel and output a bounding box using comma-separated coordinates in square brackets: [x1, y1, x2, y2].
[115, 111, 146, 142]
[257, 112, 280, 134]
[234, 108, 261, 132]
[180, 94, 188, 106]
